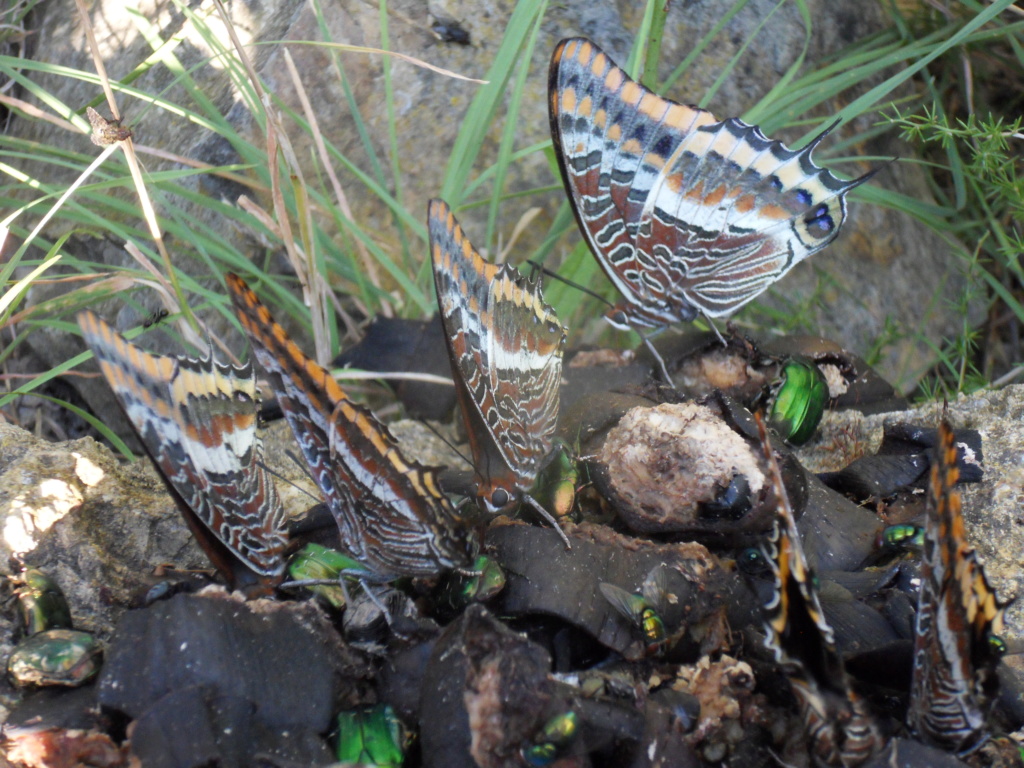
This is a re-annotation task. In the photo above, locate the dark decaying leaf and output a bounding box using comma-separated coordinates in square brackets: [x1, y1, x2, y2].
[98, 592, 370, 767]
[128, 687, 334, 768]
[487, 521, 730, 661]
[818, 423, 983, 499]
[333, 314, 457, 421]
[415, 604, 700, 768]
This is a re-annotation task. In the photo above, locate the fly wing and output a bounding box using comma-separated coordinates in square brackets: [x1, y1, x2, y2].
[599, 582, 642, 624]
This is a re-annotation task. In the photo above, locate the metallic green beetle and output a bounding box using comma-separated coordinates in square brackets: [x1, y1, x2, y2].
[287, 543, 364, 609]
[7, 629, 102, 688]
[530, 440, 582, 521]
[438, 554, 506, 612]
[768, 358, 828, 445]
[335, 704, 409, 767]
[14, 569, 72, 637]
[522, 710, 578, 766]
[878, 524, 925, 552]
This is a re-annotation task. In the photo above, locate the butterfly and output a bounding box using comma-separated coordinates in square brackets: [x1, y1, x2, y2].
[226, 273, 473, 579]
[77, 311, 287, 591]
[548, 37, 876, 329]
[908, 420, 1005, 753]
[756, 413, 884, 766]
[428, 199, 567, 524]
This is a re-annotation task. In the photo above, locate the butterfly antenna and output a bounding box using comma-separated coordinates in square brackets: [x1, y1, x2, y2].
[524, 259, 616, 308]
[521, 493, 572, 550]
[422, 420, 473, 468]
[284, 448, 322, 487]
[257, 460, 322, 504]
[522, 258, 675, 384]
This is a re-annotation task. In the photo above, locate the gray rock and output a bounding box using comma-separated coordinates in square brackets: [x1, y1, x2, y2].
[0, 414, 439, 639]
[0, 420, 205, 636]
[796, 386, 1024, 646]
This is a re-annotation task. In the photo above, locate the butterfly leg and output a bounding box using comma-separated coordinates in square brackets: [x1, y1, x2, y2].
[357, 579, 393, 623]
[522, 493, 572, 550]
[703, 315, 728, 347]
[638, 333, 673, 384]
[607, 308, 673, 382]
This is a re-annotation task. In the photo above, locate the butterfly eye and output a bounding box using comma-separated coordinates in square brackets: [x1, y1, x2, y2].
[606, 310, 631, 330]
[490, 488, 511, 509]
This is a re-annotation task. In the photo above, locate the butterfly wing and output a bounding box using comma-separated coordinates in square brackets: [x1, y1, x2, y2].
[550, 37, 714, 327]
[226, 274, 471, 578]
[77, 311, 287, 588]
[909, 421, 1004, 752]
[549, 37, 871, 324]
[428, 199, 566, 513]
[636, 118, 872, 317]
[757, 415, 882, 765]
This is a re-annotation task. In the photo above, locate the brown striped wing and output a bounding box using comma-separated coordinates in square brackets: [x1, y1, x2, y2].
[757, 415, 883, 766]
[549, 37, 872, 324]
[909, 422, 1004, 752]
[428, 199, 566, 514]
[77, 311, 287, 587]
[227, 274, 472, 579]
